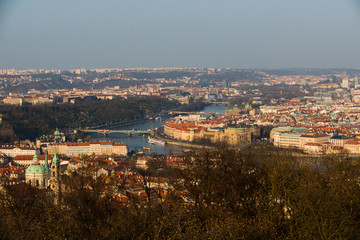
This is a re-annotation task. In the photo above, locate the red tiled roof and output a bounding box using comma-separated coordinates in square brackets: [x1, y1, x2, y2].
[113, 143, 127, 146]
[0, 146, 35, 150]
[304, 143, 322, 146]
[13, 155, 52, 161]
[300, 134, 330, 138]
[345, 139, 360, 145]
[331, 146, 344, 150]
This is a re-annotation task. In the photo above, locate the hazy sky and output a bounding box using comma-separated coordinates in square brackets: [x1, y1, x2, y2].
[0, 0, 360, 70]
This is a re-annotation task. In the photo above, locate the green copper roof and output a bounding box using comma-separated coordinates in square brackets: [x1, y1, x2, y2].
[33, 152, 39, 162]
[293, 127, 308, 131]
[26, 164, 47, 174]
[54, 128, 61, 136]
[26, 152, 47, 174]
[44, 151, 49, 171]
[276, 127, 293, 130]
[52, 152, 60, 165]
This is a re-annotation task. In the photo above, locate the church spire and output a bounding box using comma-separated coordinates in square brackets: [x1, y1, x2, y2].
[52, 151, 59, 165]
[44, 150, 49, 171]
[32, 152, 39, 164]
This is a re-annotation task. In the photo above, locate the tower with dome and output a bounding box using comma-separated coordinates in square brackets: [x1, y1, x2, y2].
[54, 128, 65, 143]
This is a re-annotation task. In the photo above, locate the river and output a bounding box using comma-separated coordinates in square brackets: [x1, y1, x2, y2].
[87, 104, 228, 155]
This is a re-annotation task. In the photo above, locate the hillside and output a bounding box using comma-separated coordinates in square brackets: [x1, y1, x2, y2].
[2, 78, 73, 93]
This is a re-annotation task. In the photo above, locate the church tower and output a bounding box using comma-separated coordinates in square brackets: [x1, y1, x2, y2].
[50, 152, 61, 205]
[44, 150, 50, 181]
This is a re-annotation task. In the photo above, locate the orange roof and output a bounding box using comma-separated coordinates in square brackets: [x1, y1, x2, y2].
[304, 143, 322, 146]
[13, 155, 52, 161]
[90, 141, 112, 144]
[0, 146, 35, 150]
[113, 143, 127, 146]
[345, 139, 360, 145]
[66, 143, 90, 146]
[301, 134, 330, 138]
[331, 146, 344, 150]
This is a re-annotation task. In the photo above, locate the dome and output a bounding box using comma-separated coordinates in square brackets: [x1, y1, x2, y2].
[26, 164, 47, 174]
[54, 128, 61, 137]
[26, 152, 47, 175]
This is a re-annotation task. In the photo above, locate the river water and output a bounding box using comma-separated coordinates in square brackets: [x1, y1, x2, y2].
[87, 104, 228, 155]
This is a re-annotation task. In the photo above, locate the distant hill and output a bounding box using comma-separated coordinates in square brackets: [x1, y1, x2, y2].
[90, 79, 151, 90]
[2, 78, 152, 93]
[262, 68, 360, 76]
[2, 78, 73, 93]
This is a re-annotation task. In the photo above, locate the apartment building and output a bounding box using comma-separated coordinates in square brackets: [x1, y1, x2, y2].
[329, 135, 355, 146]
[0, 145, 36, 158]
[300, 134, 331, 149]
[273, 132, 302, 149]
[47, 142, 127, 157]
[344, 139, 360, 154]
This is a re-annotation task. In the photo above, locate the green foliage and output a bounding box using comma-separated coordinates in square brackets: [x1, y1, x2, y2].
[1, 145, 360, 239]
[177, 100, 208, 112]
[0, 96, 179, 140]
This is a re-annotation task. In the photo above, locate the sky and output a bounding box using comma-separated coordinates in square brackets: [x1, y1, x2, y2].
[0, 0, 360, 70]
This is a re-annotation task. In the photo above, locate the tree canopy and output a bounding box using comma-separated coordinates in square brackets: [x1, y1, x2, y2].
[0, 96, 179, 140]
[1, 144, 360, 239]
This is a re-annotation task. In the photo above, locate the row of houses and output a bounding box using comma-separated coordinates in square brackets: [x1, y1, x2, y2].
[0, 145, 37, 158]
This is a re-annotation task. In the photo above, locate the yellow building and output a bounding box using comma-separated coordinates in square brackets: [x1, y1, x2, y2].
[300, 134, 331, 149]
[46, 142, 127, 157]
[164, 121, 255, 146]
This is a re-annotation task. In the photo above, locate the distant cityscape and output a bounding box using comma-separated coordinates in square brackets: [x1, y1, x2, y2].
[1, 67, 359, 104]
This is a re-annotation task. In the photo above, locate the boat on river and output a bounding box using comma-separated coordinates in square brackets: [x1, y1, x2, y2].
[148, 137, 166, 145]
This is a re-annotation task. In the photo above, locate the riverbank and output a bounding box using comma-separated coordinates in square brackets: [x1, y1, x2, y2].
[86, 104, 228, 154]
